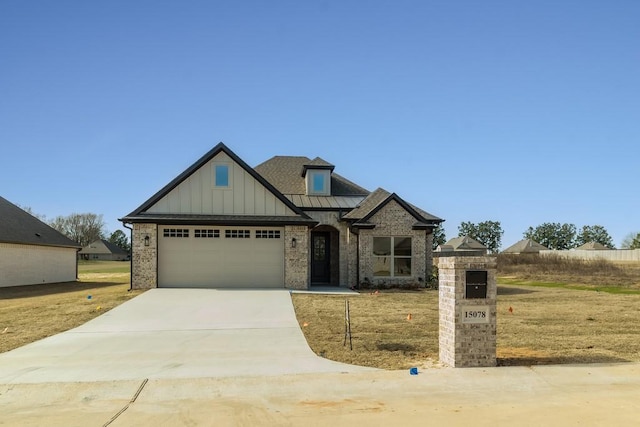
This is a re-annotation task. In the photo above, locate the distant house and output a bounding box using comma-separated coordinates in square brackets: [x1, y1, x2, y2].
[0, 196, 81, 287]
[576, 241, 611, 250]
[502, 239, 549, 254]
[79, 239, 129, 261]
[437, 236, 488, 255]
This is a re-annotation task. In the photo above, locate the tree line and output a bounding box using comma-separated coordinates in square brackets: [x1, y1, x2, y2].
[432, 221, 640, 253]
[21, 207, 130, 252]
[21, 206, 640, 254]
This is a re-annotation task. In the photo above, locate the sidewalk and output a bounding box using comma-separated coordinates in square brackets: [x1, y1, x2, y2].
[2, 362, 638, 426]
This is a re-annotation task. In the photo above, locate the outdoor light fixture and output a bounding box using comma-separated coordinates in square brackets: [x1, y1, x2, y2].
[291, 237, 297, 248]
[144, 235, 150, 246]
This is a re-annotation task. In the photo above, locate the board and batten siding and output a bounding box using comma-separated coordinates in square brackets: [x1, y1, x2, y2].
[0, 243, 78, 287]
[147, 152, 295, 216]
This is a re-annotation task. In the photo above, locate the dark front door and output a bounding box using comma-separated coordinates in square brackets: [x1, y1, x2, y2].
[311, 232, 330, 284]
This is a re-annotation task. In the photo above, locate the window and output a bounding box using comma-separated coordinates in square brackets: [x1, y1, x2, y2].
[255, 230, 281, 239]
[163, 228, 190, 238]
[306, 170, 330, 195]
[313, 173, 325, 193]
[214, 164, 229, 187]
[373, 237, 412, 277]
[194, 229, 219, 238]
[225, 229, 250, 239]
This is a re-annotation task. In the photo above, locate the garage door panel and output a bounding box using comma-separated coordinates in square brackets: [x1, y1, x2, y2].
[158, 226, 284, 288]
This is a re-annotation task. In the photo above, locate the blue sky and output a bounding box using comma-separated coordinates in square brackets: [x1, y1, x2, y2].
[1, 1, 638, 248]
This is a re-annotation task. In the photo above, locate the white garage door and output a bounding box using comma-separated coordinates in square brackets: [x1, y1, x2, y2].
[158, 226, 285, 288]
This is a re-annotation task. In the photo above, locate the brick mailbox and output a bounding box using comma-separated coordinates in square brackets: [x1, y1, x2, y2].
[438, 256, 497, 367]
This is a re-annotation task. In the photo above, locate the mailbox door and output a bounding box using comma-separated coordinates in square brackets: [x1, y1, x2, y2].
[465, 270, 488, 299]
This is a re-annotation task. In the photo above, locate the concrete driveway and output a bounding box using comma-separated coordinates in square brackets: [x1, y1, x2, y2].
[0, 289, 373, 384]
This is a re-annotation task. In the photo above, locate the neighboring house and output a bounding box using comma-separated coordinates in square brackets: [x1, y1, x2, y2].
[502, 239, 549, 254]
[0, 196, 81, 287]
[79, 239, 129, 261]
[436, 236, 487, 255]
[120, 143, 443, 290]
[576, 241, 611, 250]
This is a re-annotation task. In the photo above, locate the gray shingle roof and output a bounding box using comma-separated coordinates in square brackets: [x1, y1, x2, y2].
[306, 157, 335, 168]
[342, 188, 390, 219]
[502, 239, 548, 253]
[343, 188, 443, 224]
[443, 236, 487, 250]
[0, 196, 81, 248]
[254, 156, 369, 196]
[80, 239, 128, 255]
[576, 241, 611, 250]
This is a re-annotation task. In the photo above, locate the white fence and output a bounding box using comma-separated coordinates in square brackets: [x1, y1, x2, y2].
[539, 249, 640, 262]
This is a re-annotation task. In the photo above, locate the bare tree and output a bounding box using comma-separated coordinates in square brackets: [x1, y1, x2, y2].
[49, 213, 106, 247]
[16, 205, 47, 222]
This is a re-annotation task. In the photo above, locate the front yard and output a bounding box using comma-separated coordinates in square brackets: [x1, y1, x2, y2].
[0, 261, 142, 353]
[3, 260, 640, 370]
[292, 284, 640, 369]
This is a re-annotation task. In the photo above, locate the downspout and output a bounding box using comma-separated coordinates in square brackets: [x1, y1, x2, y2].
[76, 247, 81, 281]
[350, 225, 360, 287]
[123, 222, 133, 291]
[356, 232, 360, 287]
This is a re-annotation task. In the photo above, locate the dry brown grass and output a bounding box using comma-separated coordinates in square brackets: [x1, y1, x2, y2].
[293, 284, 640, 369]
[0, 261, 143, 353]
[293, 290, 439, 370]
[497, 253, 640, 290]
[496, 285, 640, 365]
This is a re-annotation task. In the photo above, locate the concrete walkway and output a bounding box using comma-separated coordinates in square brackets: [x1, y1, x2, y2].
[0, 289, 373, 384]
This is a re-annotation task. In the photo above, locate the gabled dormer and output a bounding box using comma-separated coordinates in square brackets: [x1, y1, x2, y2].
[302, 158, 335, 196]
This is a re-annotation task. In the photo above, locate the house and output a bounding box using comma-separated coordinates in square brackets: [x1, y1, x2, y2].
[502, 239, 549, 254]
[576, 241, 611, 250]
[120, 143, 443, 289]
[0, 196, 81, 287]
[79, 239, 129, 261]
[436, 236, 488, 255]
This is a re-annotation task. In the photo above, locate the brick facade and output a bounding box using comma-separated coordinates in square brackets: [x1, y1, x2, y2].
[131, 223, 157, 289]
[357, 200, 428, 288]
[306, 211, 351, 286]
[438, 256, 497, 367]
[129, 207, 434, 290]
[284, 225, 309, 289]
